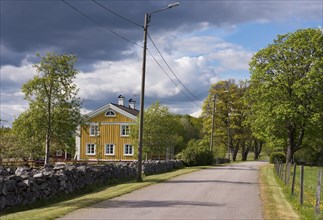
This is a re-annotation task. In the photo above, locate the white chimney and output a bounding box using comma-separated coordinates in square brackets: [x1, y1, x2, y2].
[118, 95, 125, 106]
[129, 98, 136, 109]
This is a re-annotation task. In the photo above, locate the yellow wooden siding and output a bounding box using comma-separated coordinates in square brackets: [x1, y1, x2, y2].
[80, 109, 136, 161]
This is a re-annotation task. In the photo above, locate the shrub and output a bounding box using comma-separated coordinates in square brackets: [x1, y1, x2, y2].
[294, 146, 323, 166]
[269, 152, 286, 163]
[181, 139, 214, 166]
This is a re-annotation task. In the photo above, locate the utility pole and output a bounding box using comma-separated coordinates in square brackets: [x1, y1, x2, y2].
[227, 116, 230, 161]
[210, 94, 216, 152]
[137, 13, 148, 182]
[137, 3, 179, 182]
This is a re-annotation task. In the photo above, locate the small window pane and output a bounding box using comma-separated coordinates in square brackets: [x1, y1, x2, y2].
[86, 143, 96, 155]
[90, 125, 99, 136]
[105, 144, 114, 155]
[121, 125, 129, 136]
[124, 144, 133, 156]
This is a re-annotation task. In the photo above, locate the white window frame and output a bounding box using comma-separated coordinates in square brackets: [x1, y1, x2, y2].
[105, 144, 115, 155]
[124, 144, 134, 156]
[120, 125, 130, 137]
[86, 143, 96, 155]
[89, 124, 99, 136]
[105, 110, 116, 117]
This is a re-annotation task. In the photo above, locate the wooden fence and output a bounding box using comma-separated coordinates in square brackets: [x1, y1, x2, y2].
[274, 162, 322, 217]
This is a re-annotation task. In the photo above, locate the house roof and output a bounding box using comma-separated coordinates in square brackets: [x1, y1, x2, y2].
[111, 103, 139, 117]
[85, 102, 139, 121]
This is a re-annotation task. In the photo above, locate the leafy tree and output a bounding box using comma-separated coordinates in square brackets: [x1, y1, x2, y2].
[131, 101, 182, 160]
[13, 53, 82, 165]
[247, 28, 323, 163]
[174, 114, 202, 154]
[201, 80, 252, 161]
[12, 111, 44, 159]
[0, 127, 19, 160]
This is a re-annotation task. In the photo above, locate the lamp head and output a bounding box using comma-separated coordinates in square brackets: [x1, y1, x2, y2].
[168, 2, 179, 8]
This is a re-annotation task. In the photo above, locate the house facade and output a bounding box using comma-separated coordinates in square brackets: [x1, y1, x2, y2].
[76, 95, 139, 161]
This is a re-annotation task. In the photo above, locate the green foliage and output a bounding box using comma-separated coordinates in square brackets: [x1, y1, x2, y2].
[12, 53, 82, 162]
[0, 127, 21, 159]
[294, 145, 323, 165]
[247, 28, 323, 162]
[201, 80, 255, 161]
[181, 139, 214, 166]
[173, 114, 202, 154]
[269, 152, 286, 163]
[130, 101, 182, 159]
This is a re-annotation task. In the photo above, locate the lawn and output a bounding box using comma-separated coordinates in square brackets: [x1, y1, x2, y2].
[283, 165, 323, 220]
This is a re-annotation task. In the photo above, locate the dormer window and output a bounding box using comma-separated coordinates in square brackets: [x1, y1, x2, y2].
[105, 110, 116, 117]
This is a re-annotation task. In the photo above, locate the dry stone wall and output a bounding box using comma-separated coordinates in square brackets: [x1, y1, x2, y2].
[0, 160, 183, 211]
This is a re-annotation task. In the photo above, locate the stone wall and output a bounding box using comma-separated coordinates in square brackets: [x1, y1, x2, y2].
[0, 160, 183, 210]
[142, 160, 184, 175]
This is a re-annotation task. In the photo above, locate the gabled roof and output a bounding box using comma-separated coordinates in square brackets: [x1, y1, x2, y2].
[111, 103, 139, 117]
[85, 103, 139, 121]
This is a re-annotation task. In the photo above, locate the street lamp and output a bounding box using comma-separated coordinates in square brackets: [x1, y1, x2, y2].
[137, 2, 179, 182]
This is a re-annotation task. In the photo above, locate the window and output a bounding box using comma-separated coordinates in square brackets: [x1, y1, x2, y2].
[86, 143, 96, 155]
[105, 110, 116, 117]
[124, 144, 133, 156]
[121, 125, 130, 137]
[90, 124, 99, 136]
[105, 144, 115, 155]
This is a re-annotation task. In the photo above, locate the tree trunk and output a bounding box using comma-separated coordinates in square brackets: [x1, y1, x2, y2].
[45, 134, 50, 165]
[232, 142, 239, 161]
[241, 149, 249, 161]
[286, 126, 295, 163]
[254, 140, 263, 160]
[241, 141, 250, 161]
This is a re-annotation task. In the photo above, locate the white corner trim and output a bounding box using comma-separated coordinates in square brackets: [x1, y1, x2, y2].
[75, 125, 81, 160]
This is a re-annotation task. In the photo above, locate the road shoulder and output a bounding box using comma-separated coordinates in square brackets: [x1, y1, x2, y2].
[259, 164, 299, 220]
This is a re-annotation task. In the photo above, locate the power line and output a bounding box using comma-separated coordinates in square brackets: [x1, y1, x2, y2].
[63, 0, 201, 108]
[92, 0, 143, 28]
[62, 0, 142, 48]
[147, 49, 201, 108]
[148, 33, 203, 103]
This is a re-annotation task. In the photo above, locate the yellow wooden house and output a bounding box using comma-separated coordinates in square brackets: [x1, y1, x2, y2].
[76, 95, 139, 161]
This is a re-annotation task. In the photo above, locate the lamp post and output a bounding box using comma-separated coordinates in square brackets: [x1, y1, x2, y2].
[137, 2, 179, 182]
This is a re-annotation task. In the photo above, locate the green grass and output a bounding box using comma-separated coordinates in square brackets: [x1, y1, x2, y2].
[0, 167, 206, 220]
[278, 165, 323, 220]
[260, 164, 300, 219]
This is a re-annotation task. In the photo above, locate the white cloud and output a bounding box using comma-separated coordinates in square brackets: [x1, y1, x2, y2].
[1, 63, 35, 87]
[1, 27, 254, 126]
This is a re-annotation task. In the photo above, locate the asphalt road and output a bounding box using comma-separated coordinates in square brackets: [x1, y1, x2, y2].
[60, 161, 266, 220]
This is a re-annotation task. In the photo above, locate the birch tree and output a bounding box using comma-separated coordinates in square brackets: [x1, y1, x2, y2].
[14, 53, 82, 165]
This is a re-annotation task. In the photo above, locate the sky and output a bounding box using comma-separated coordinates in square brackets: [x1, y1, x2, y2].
[1, 0, 322, 127]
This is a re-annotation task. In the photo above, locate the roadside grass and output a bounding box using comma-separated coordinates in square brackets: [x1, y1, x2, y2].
[260, 164, 300, 220]
[0, 166, 206, 220]
[280, 166, 323, 220]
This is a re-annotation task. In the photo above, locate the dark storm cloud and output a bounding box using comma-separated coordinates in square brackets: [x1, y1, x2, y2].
[1, 0, 321, 69]
[1, 0, 143, 67]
